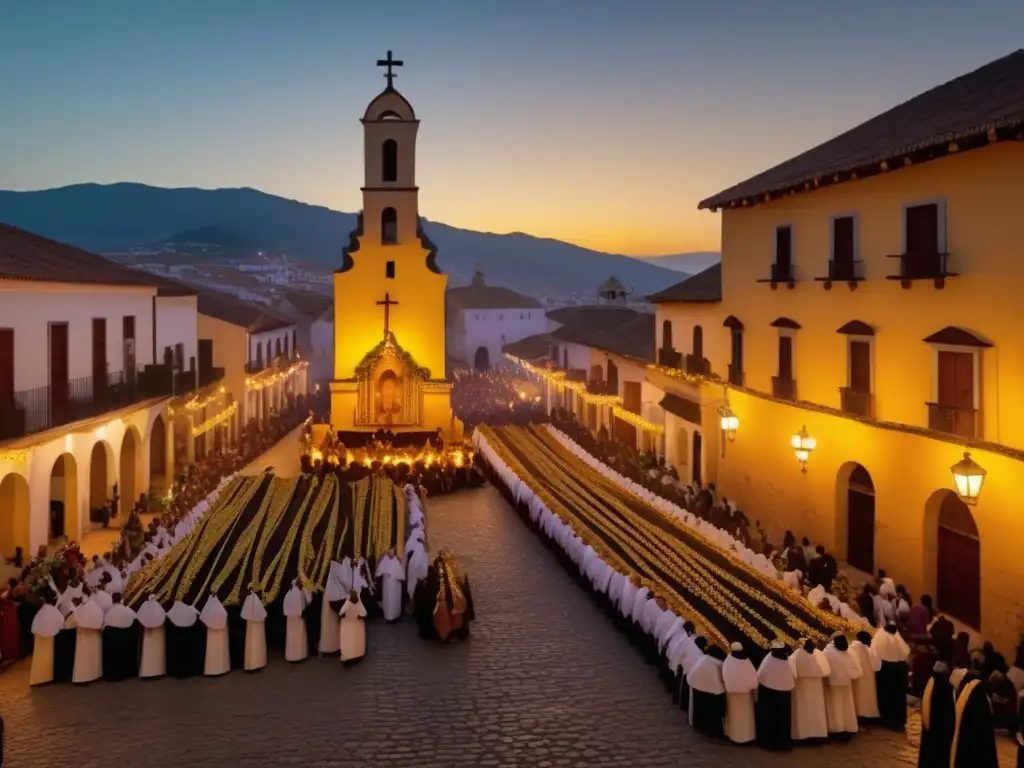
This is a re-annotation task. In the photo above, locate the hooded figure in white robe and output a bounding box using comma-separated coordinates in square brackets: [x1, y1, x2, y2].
[756, 641, 796, 751]
[338, 590, 367, 664]
[240, 590, 268, 672]
[320, 559, 350, 655]
[666, 621, 696, 702]
[69, 599, 104, 684]
[789, 638, 830, 742]
[687, 645, 727, 738]
[200, 594, 230, 677]
[823, 635, 861, 738]
[406, 545, 429, 599]
[101, 595, 139, 682]
[90, 587, 113, 614]
[136, 595, 166, 679]
[678, 635, 708, 712]
[849, 629, 881, 719]
[722, 642, 758, 744]
[29, 602, 64, 686]
[282, 581, 309, 662]
[375, 549, 405, 622]
[871, 622, 910, 731]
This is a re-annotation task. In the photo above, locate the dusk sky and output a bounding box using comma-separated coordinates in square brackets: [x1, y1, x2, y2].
[1, 1, 1022, 256]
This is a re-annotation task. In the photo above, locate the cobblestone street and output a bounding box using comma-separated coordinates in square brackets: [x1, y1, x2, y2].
[0, 484, 987, 767]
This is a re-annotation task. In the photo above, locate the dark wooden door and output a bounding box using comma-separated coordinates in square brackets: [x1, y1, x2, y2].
[662, 320, 673, 349]
[123, 315, 136, 385]
[775, 226, 792, 268]
[692, 326, 704, 359]
[906, 204, 938, 256]
[198, 339, 214, 371]
[937, 526, 980, 629]
[849, 341, 871, 393]
[0, 328, 13, 403]
[92, 318, 107, 397]
[730, 329, 743, 383]
[607, 360, 619, 393]
[847, 490, 875, 573]
[692, 431, 702, 486]
[833, 216, 854, 274]
[937, 351, 974, 435]
[778, 336, 793, 380]
[623, 381, 642, 415]
[50, 322, 69, 425]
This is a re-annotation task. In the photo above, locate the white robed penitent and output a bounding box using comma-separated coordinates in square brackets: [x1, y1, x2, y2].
[29, 603, 64, 686]
[200, 594, 230, 676]
[687, 652, 725, 728]
[722, 643, 758, 744]
[849, 636, 881, 718]
[375, 553, 405, 622]
[823, 640, 862, 736]
[241, 592, 268, 672]
[70, 599, 104, 684]
[789, 643, 830, 740]
[283, 582, 310, 662]
[137, 596, 167, 678]
[406, 546, 428, 600]
[338, 595, 367, 662]
[320, 559, 351, 655]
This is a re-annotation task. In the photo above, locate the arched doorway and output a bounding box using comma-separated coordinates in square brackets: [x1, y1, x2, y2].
[474, 346, 490, 372]
[119, 427, 141, 513]
[89, 441, 114, 519]
[844, 464, 875, 573]
[0, 471, 30, 562]
[692, 430, 703, 486]
[49, 453, 79, 543]
[936, 492, 981, 629]
[150, 413, 167, 494]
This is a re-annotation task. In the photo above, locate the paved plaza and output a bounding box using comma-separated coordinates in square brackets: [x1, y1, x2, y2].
[0, 483, 979, 768]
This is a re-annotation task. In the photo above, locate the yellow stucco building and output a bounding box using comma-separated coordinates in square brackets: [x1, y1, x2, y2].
[330, 53, 459, 441]
[648, 50, 1024, 651]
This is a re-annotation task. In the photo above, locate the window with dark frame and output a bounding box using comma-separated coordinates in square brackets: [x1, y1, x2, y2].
[832, 216, 855, 280]
[382, 139, 398, 183]
[774, 225, 793, 281]
[381, 207, 398, 244]
[905, 203, 940, 275]
[385, 261, 395, 279]
[729, 329, 743, 386]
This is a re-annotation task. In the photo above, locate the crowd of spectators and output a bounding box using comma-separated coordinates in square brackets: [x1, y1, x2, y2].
[451, 368, 547, 431]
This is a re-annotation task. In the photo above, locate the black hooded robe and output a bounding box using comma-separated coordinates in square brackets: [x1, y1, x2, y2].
[951, 678, 998, 768]
[165, 622, 206, 679]
[52, 627, 76, 683]
[102, 624, 141, 682]
[917, 668, 955, 768]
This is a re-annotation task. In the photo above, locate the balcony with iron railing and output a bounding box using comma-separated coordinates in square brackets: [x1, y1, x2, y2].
[814, 259, 865, 289]
[927, 401, 977, 439]
[0, 367, 175, 441]
[657, 347, 682, 368]
[684, 354, 710, 376]
[772, 376, 797, 401]
[886, 251, 958, 289]
[757, 262, 796, 288]
[840, 387, 874, 418]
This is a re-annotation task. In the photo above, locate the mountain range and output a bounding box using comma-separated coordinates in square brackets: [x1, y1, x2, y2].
[0, 183, 716, 299]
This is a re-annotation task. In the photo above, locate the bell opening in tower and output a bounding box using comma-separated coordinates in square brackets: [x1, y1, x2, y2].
[381, 207, 398, 244]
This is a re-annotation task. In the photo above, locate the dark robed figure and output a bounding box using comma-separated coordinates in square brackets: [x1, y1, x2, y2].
[872, 622, 910, 731]
[917, 661, 955, 768]
[951, 675, 998, 768]
[414, 551, 475, 643]
[756, 641, 796, 751]
[101, 595, 140, 682]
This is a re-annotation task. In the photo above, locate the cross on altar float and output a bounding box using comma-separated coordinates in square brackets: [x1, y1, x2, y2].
[376, 292, 399, 334]
[376, 50, 404, 90]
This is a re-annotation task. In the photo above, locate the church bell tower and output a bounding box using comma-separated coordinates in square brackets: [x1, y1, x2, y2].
[329, 52, 457, 440]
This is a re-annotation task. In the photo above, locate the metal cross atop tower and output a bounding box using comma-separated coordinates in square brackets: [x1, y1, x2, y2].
[376, 292, 399, 334]
[376, 50, 404, 90]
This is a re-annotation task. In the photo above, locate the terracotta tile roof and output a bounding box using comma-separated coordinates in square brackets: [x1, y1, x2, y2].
[0, 223, 194, 295]
[447, 269, 542, 310]
[552, 311, 655, 363]
[196, 289, 295, 333]
[502, 333, 553, 362]
[546, 305, 642, 330]
[280, 287, 333, 319]
[699, 49, 1024, 210]
[645, 264, 722, 303]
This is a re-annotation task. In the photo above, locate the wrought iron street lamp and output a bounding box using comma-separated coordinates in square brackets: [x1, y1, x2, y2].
[718, 397, 739, 442]
[791, 425, 816, 473]
[950, 451, 986, 506]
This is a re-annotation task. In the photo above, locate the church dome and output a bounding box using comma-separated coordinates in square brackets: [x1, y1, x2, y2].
[362, 89, 416, 122]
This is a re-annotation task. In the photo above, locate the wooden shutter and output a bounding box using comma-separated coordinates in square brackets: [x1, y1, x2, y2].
[849, 341, 871, 393]
[778, 336, 793, 380]
[937, 351, 973, 407]
[775, 226, 792, 267]
[906, 204, 938, 256]
[833, 216, 854, 264]
[692, 326, 704, 358]
[662, 320, 672, 349]
[623, 381, 642, 415]
[50, 322, 69, 420]
[0, 329, 13, 398]
[92, 318, 107, 384]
